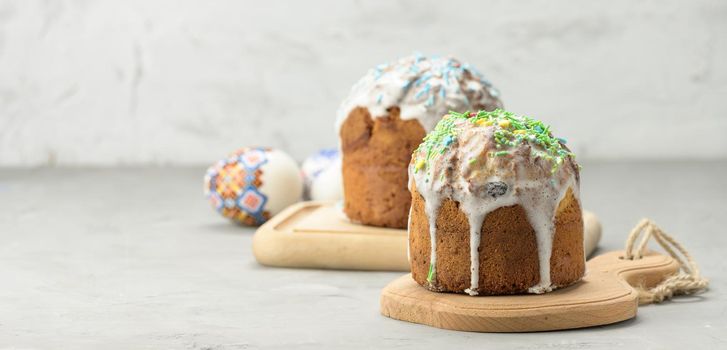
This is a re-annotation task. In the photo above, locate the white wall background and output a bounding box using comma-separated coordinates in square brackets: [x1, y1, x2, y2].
[0, 0, 725, 166]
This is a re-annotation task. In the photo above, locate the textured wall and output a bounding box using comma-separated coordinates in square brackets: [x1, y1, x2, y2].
[0, 0, 725, 166]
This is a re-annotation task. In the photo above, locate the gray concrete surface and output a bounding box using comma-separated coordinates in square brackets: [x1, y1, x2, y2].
[0, 162, 725, 349]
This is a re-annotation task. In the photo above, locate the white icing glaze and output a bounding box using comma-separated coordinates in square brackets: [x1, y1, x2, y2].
[410, 115, 580, 295]
[406, 204, 412, 262]
[336, 53, 502, 134]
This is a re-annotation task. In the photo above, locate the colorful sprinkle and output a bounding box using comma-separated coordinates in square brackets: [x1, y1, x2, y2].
[415, 159, 426, 171]
[476, 119, 493, 127]
[415, 72, 432, 87]
[415, 83, 432, 100]
[413, 109, 575, 173]
[425, 94, 435, 107]
[443, 135, 455, 146]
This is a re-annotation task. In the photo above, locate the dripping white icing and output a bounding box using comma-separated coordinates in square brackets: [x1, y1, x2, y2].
[520, 175, 579, 293]
[459, 182, 519, 295]
[410, 116, 581, 295]
[336, 54, 502, 134]
[413, 164, 448, 287]
[406, 205, 412, 262]
[425, 195, 440, 284]
[466, 213, 483, 296]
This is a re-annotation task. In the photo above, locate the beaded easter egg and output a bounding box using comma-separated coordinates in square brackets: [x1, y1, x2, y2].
[301, 148, 343, 201]
[204, 147, 303, 226]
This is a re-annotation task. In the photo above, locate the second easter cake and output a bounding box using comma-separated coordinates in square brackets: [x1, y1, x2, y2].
[337, 54, 502, 228]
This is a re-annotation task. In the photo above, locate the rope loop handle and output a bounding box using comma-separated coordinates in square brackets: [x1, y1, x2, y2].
[623, 218, 709, 304]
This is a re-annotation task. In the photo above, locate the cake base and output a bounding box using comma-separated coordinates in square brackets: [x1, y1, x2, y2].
[252, 201, 602, 272]
[380, 251, 680, 332]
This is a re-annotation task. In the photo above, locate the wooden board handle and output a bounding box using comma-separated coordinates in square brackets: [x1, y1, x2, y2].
[588, 250, 681, 296]
[380, 251, 680, 332]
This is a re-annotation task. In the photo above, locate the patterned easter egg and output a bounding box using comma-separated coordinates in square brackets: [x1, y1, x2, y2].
[204, 147, 303, 226]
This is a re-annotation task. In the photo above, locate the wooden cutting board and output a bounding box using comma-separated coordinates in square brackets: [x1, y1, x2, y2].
[252, 201, 602, 271]
[380, 250, 680, 332]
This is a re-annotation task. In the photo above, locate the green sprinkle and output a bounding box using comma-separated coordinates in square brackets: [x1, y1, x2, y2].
[412, 109, 575, 173]
[427, 264, 436, 283]
[469, 158, 477, 165]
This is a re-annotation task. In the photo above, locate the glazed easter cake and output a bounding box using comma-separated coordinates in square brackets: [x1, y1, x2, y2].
[408, 110, 584, 295]
[337, 53, 502, 228]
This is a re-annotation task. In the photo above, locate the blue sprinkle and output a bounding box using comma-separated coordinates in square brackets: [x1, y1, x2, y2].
[557, 137, 568, 144]
[320, 148, 338, 157]
[439, 88, 446, 99]
[376, 94, 383, 104]
[425, 94, 434, 107]
[401, 80, 412, 89]
[415, 72, 432, 87]
[414, 83, 432, 100]
[443, 135, 455, 146]
[534, 125, 544, 133]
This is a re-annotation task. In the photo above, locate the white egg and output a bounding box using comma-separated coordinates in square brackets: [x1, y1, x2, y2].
[261, 149, 304, 215]
[301, 148, 343, 201]
[310, 157, 343, 201]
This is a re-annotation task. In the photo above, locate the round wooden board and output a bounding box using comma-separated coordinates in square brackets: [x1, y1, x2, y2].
[380, 251, 680, 332]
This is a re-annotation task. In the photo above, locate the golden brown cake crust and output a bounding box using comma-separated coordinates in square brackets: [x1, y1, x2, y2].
[340, 107, 425, 228]
[409, 184, 585, 295]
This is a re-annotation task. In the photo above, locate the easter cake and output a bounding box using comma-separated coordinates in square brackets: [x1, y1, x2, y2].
[337, 54, 502, 228]
[408, 110, 584, 295]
